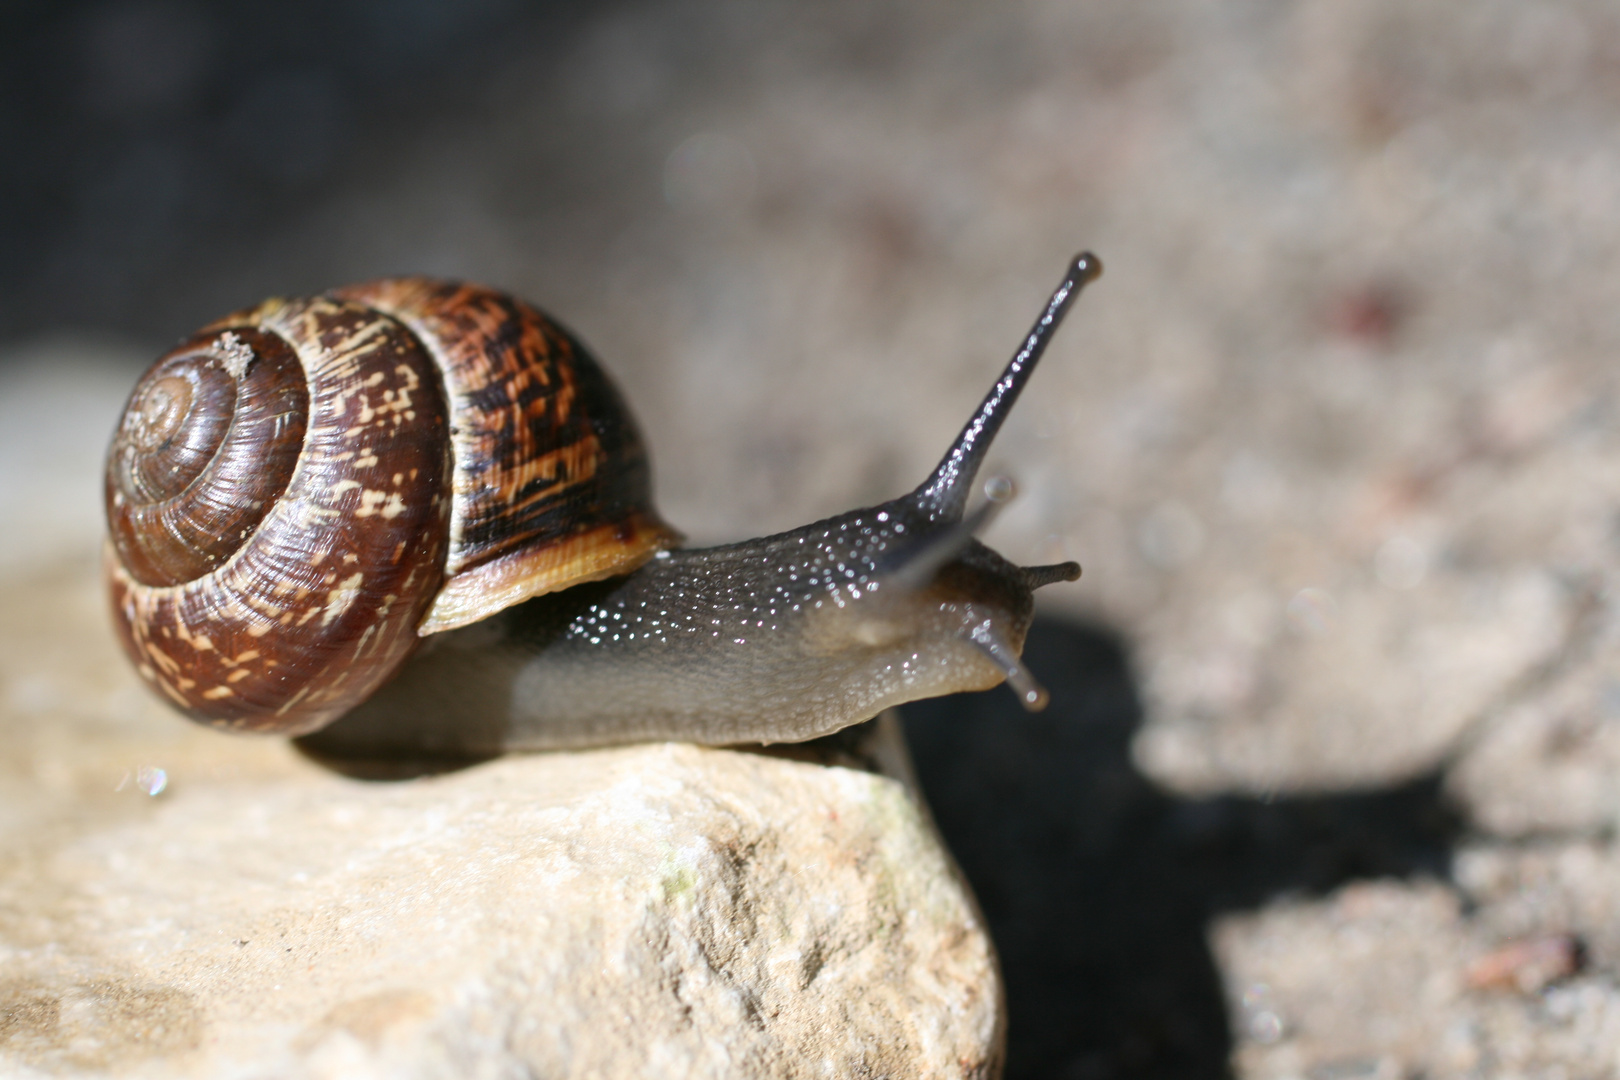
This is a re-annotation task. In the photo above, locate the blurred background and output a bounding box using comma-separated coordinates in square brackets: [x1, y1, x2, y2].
[5, 0, 1620, 1076]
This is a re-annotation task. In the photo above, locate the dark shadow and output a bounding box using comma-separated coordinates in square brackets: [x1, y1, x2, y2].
[291, 740, 499, 781]
[900, 616, 1463, 1080]
[0, 0, 626, 345]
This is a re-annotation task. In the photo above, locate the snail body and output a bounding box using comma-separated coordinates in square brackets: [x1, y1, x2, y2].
[105, 256, 1100, 753]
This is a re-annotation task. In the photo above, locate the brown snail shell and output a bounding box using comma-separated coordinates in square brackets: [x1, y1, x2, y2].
[104, 280, 679, 736]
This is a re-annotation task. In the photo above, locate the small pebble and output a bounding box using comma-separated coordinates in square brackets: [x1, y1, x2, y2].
[1464, 934, 1584, 994]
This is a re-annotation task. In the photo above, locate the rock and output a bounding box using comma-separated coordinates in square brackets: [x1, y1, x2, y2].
[0, 411, 1003, 1079]
[1444, 614, 1620, 839]
[0, 342, 139, 579]
[1216, 861, 1620, 1078]
[1214, 880, 1470, 1076]
[0, 725, 1001, 1078]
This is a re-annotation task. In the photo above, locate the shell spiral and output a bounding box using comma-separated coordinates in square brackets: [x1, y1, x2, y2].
[105, 280, 678, 735]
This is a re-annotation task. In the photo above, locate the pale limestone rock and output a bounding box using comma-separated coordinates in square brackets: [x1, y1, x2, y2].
[0, 344, 136, 578]
[0, 558, 1002, 1078]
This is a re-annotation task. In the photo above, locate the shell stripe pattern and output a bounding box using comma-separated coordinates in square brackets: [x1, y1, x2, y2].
[107, 296, 452, 735]
[333, 279, 680, 634]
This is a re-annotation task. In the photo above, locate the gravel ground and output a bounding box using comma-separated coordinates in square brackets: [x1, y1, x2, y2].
[6, 1, 1620, 1076]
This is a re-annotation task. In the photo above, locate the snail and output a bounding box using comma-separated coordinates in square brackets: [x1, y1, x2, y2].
[105, 254, 1100, 757]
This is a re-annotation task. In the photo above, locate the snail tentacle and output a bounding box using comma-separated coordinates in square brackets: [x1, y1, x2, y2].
[912, 252, 1102, 523]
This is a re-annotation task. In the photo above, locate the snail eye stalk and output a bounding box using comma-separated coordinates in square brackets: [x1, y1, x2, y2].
[911, 252, 1102, 524]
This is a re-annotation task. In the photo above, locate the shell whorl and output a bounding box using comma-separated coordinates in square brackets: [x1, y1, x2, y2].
[104, 280, 678, 736]
[333, 279, 679, 634]
[106, 327, 308, 586]
[107, 296, 453, 734]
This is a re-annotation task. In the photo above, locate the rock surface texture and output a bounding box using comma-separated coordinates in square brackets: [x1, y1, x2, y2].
[0, 540, 1000, 1078]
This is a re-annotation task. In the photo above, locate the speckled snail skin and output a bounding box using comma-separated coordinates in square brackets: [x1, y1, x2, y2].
[104, 254, 1100, 758]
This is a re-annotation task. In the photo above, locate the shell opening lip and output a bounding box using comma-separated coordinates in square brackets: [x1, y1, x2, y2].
[418, 514, 682, 635]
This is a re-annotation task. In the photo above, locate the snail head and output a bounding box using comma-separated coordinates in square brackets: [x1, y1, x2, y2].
[787, 253, 1100, 712]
